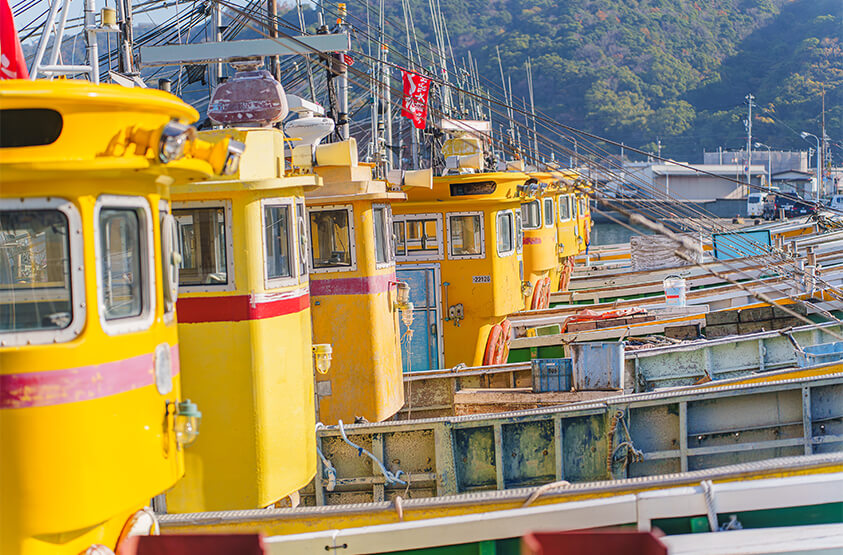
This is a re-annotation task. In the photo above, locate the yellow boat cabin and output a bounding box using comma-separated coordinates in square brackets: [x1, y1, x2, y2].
[0, 79, 238, 555]
[304, 149, 411, 425]
[164, 66, 323, 513]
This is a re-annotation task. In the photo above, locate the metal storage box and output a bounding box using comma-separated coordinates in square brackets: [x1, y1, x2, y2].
[570, 342, 624, 390]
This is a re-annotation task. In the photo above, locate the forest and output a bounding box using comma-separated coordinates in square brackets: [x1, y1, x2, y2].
[376, 0, 842, 161]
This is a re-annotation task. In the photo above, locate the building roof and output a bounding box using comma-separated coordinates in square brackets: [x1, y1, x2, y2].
[772, 169, 813, 181]
[650, 163, 766, 177]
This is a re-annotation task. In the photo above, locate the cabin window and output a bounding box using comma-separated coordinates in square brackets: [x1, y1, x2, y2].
[0, 198, 85, 346]
[264, 203, 293, 282]
[296, 201, 309, 277]
[96, 195, 154, 335]
[393, 213, 443, 261]
[0, 210, 71, 331]
[372, 204, 393, 266]
[558, 195, 571, 221]
[544, 198, 554, 226]
[308, 205, 356, 272]
[100, 209, 143, 319]
[496, 210, 515, 256]
[173, 206, 229, 287]
[515, 209, 523, 255]
[447, 212, 485, 259]
[521, 200, 541, 230]
[0, 108, 63, 148]
[578, 196, 588, 217]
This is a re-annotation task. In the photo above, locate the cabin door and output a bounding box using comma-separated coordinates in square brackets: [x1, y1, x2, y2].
[396, 264, 443, 372]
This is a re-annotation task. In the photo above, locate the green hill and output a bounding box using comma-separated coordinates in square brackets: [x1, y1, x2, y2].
[384, 0, 842, 161]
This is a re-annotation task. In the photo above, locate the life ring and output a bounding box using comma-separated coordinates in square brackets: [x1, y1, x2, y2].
[483, 324, 504, 366]
[559, 257, 574, 291]
[583, 222, 591, 248]
[531, 277, 551, 310]
[499, 319, 512, 364]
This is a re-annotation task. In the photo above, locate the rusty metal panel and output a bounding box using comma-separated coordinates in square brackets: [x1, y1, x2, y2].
[453, 426, 497, 491]
[305, 374, 843, 506]
[501, 420, 556, 488]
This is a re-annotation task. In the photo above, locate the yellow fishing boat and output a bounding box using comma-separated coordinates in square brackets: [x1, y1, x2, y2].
[521, 171, 590, 308]
[164, 65, 324, 513]
[304, 148, 414, 424]
[393, 166, 536, 371]
[0, 79, 238, 555]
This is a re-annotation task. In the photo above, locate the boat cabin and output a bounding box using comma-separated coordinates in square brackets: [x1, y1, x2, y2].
[0, 80, 235, 554]
[393, 172, 535, 371]
[165, 68, 323, 512]
[304, 146, 409, 424]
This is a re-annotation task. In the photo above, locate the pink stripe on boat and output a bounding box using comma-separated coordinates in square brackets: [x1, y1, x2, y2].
[1, 344, 180, 409]
[309, 272, 396, 296]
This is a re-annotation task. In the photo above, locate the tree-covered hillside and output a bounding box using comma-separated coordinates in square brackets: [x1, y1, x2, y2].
[385, 0, 841, 161]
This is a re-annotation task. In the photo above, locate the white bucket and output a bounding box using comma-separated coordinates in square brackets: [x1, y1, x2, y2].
[663, 275, 687, 307]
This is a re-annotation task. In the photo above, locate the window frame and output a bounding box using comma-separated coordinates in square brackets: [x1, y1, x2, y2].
[0, 197, 85, 346]
[543, 198, 555, 227]
[393, 213, 444, 262]
[496, 209, 516, 257]
[307, 203, 357, 274]
[262, 197, 300, 287]
[372, 203, 395, 269]
[578, 196, 588, 218]
[296, 200, 309, 281]
[520, 200, 542, 230]
[446, 210, 486, 260]
[94, 194, 155, 336]
[172, 200, 236, 293]
[558, 195, 572, 222]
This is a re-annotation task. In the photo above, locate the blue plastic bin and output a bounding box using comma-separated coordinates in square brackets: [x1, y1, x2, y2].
[531, 358, 573, 392]
[796, 341, 843, 368]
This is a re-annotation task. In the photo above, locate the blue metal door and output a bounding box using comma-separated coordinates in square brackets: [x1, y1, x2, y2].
[397, 266, 441, 372]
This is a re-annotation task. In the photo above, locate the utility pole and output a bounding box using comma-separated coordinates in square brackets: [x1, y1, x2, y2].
[212, 3, 223, 85]
[821, 87, 827, 197]
[745, 93, 755, 194]
[267, 0, 280, 81]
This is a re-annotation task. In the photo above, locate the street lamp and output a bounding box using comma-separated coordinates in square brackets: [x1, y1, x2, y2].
[754, 142, 772, 191]
[801, 131, 821, 201]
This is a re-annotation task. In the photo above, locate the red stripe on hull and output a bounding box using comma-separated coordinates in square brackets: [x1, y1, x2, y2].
[1, 345, 180, 409]
[310, 273, 396, 296]
[176, 292, 310, 324]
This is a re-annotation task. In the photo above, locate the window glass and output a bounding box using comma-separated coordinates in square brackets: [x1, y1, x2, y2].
[395, 217, 440, 257]
[174, 207, 228, 286]
[373, 206, 389, 264]
[449, 214, 483, 256]
[100, 208, 142, 320]
[296, 203, 308, 276]
[515, 209, 523, 254]
[544, 198, 554, 226]
[558, 195, 571, 221]
[309, 208, 352, 268]
[393, 220, 406, 257]
[0, 210, 72, 331]
[521, 201, 541, 230]
[265, 205, 292, 279]
[579, 196, 588, 216]
[496, 211, 514, 255]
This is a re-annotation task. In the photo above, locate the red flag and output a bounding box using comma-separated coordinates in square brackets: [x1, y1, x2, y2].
[401, 70, 431, 129]
[0, 0, 29, 79]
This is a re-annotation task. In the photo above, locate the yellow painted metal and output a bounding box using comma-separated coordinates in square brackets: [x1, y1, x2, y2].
[307, 164, 406, 424]
[394, 172, 529, 368]
[0, 80, 222, 554]
[166, 127, 321, 513]
[159, 459, 843, 536]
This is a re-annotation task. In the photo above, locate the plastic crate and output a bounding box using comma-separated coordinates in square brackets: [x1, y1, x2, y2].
[796, 341, 843, 368]
[531, 358, 573, 392]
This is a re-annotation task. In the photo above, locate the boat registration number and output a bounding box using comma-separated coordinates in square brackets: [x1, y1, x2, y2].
[472, 275, 491, 284]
